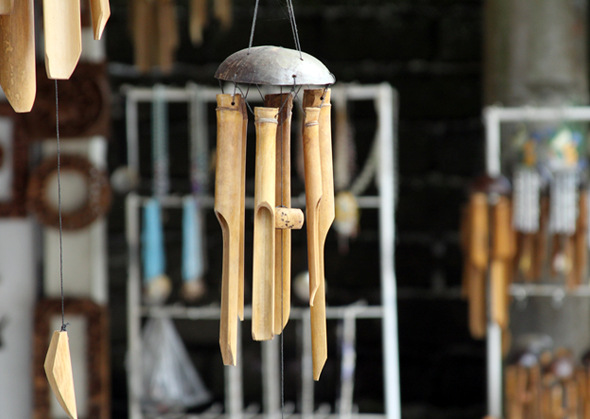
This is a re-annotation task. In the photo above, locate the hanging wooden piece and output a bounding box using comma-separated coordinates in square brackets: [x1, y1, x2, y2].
[43, 0, 82, 79]
[0, 0, 35, 113]
[44, 331, 77, 419]
[573, 190, 588, 287]
[0, 0, 12, 14]
[190, 0, 208, 45]
[252, 106, 278, 341]
[265, 93, 294, 334]
[89, 0, 110, 40]
[215, 94, 245, 365]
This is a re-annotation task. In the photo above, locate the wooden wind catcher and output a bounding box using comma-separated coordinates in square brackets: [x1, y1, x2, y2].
[214, 46, 335, 380]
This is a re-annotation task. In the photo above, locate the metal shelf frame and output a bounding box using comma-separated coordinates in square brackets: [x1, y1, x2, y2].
[483, 105, 590, 418]
[125, 83, 401, 419]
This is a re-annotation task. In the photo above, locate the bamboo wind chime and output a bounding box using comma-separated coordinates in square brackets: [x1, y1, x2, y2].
[0, 0, 110, 113]
[214, 44, 335, 379]
[11, 1, 112, 419]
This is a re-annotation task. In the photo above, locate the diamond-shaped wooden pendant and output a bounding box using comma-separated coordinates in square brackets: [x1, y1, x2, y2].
[44, 330, 78, 419]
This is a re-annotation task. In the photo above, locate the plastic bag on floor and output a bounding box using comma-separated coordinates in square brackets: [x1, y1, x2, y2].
[141, 317, 212, 413]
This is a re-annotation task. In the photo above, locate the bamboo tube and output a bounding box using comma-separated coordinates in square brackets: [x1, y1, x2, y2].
[530, 364, 542, 419]
[0, 0, 35, 113]
[252, 107, 278, 341]
[214, 0, 232, 30]
[520, 234, 536, 281]
[575, 369, 587, 419]
[0, 0, 12, 14]
[238, 98, 247, 321]
[132, 0, 157, 73]
[491, 196, 513, 329]
[506, 365, 518, 419]
[574, 191, 588, 287]
[302, 106, 326, 378]
[513, 366, 528, 419]
[265, 93, 294, 335]
[215, 94, 245, 365]
[45, 331, 77, 419]
[469, 269, 487, 339]
[552, 385, 564, 419]
[43, 0, 82, 79]
[460, 203, 472, 299]
[89, 0, 110, 40]
[190, 0, 207, 45]
[469, 193, 489, 270]
[566, 379, 579, 419]
[157, 0, 177, 74]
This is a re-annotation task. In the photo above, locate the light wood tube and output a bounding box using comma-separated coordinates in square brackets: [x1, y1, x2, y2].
[302, 106, 326, 379]
[575, 191, 588, 287]
[43, 0, 82, 79]
[0, 0, 35, 112]
[252, 106, 278, 341]
[491, 196, 513, 329]
[265, 93, 294, 335]
[0, 0, 12, 14]
[238, 98, 247, 320]
[215, 94, 244, 365]
[469, 192, 489, 270]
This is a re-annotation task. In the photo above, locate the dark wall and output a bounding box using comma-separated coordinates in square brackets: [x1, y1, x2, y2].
[106, 1, 486, 418]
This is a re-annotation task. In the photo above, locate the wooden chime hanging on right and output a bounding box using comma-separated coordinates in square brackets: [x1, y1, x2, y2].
[214, 46, 335, 380]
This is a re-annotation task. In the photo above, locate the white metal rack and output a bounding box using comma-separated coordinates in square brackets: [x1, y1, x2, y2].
[483, 105, 590, 418]
[124, 83, 400, 419]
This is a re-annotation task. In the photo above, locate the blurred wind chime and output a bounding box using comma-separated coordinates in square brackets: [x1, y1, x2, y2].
[0, 0, 116, 418]
[461, 123, 590, 341]
[213, 0, 335, 379]
[130, 0, 233, 73]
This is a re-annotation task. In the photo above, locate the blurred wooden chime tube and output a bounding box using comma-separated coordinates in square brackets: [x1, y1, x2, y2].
[130, 0, 232, 73]
[214, 89, 333, 380]
[462, 183, 590, 340]
[503, 349, 590, 419]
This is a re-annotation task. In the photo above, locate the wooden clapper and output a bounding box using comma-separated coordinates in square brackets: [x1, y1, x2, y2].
[214, 45, 336, 380]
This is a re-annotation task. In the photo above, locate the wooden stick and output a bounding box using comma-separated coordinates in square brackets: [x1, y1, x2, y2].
[190, 0, 208, 45]
[532, 195, 549, 281]
[132, 0, 155, 73]
[0, 0, 35, 113]
[265, 93, 293, 335]
[469, 269, 487, 339]
[506, 365, 518, 419]
[89, 0, 110, 40]
[45, 331, 78, 419]
[252, 106, 278, 341]
[215, 94, 244, 365]
[0, 0, 13, 14]
[43, 0, 82, 79]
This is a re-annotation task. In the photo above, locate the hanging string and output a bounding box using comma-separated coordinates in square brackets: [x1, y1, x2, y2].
[286, 0, 302, 58]
[55, 80, 66, 332]
[247, 0, 260, 54]
[247, 0, 302, 60]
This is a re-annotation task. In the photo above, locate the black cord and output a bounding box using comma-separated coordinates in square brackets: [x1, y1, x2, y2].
[55, 80, 66, 332]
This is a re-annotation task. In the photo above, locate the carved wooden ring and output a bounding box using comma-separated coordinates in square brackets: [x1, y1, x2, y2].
[26, 154, 112, 230]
